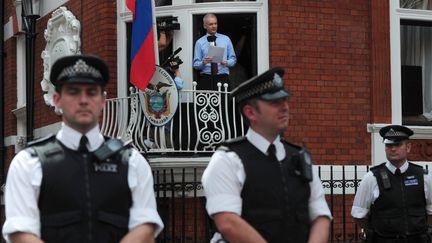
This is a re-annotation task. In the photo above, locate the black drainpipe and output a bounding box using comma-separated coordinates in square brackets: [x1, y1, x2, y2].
[0, 0, 5, 188]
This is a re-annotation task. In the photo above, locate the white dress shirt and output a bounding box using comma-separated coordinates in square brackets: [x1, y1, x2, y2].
[351, 161, 432, 219]
[2, 123, 164, 242]
[202, 128, 332, 242]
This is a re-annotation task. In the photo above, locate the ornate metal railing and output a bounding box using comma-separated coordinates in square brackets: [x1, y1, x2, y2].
[318, 165, 368, 243]
[101, 83, 245, 155]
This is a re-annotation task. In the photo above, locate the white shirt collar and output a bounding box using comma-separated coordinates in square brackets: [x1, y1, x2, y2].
[386, 161, 409, 174]
[56, 123, 104, 151]
[246, 128, 284, 159]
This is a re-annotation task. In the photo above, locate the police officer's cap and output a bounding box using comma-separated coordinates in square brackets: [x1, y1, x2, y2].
[230, 67, 289, 103]
[50, 54, 109, 89]
[379, 125, 414, 145]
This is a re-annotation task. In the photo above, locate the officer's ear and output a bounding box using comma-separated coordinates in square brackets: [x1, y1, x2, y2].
[53, 91, 61, 108]
[242, 103, 259, 123]
[406, 141, 412, 153]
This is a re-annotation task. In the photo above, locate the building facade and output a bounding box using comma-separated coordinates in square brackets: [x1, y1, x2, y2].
[1, 0, 432, 241]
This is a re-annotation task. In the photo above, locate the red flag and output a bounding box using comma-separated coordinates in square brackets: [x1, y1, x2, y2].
[127, 0, 155, 91]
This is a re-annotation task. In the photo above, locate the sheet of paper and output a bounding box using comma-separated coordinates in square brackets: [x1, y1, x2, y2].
[208, 45, 225, 63]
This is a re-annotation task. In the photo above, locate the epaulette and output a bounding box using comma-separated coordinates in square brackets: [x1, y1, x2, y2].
[408, 162, 429, 174]
[409, 162, 422, 168]
[26, 134, 56, 147]
[280, 139, 302, 151]
[217, 136, 247, 152]
[28, 134, 64, 163]
[102, 135, 133, 150]
[26, 134, 57, 157]
[370, 162, 386, 172]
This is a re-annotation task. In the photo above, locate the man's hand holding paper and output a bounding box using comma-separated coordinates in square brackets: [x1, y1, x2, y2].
[208, 45, 225, 63]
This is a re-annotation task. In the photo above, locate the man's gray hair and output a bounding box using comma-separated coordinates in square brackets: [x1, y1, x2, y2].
[203, 13, 217, 23]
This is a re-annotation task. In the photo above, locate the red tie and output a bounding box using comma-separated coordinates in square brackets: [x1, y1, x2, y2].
[211, 41, 218, 75]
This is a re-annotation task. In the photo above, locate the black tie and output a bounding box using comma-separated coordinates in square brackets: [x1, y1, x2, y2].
[78, 136, 89, 153]
[211, 39, 218, 75]
[395, 168, 401, 176]
[267, 144, 278, 161]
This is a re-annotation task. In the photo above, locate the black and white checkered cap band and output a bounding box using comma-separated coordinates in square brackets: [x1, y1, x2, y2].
[236, 73, 284, 102]
[384, 128, 408, 138]
[57, 59, 103, 81]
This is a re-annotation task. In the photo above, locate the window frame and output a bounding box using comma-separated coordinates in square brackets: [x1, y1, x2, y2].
[390, 1, 432, 125]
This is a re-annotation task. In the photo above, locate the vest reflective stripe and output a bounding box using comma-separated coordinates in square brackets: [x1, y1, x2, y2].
[370, 163, 427, 238]
[33, 137, 132, 243]
[229, 139, 310, 243]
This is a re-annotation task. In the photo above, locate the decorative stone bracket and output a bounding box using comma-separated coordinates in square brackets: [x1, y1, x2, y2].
[41, 7, 81, 114]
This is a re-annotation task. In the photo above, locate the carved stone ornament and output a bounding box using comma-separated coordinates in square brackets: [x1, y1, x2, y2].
[41, 7, 81, 114]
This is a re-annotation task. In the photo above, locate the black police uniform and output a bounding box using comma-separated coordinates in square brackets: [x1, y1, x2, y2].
[369, 162, 428, 243]
[220, 137, 311, 243]
[30, 135, 132, 243]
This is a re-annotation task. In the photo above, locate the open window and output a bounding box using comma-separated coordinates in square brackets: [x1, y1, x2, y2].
[400, 20, 432, 125]
[192, 13, 257, 89]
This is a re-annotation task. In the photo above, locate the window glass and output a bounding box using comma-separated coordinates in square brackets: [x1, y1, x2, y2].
[196, 0, 255, 3]
[400, 20, 432, 125]
[156, 0, 172, 7]
[400, 0, 432, 10]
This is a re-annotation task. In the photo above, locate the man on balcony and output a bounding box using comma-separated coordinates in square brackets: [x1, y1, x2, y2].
[2, 54, 163, 243]
[193, 13, 236, 91]
[201, 67, 332, 243]
[352, 125, 432, 243]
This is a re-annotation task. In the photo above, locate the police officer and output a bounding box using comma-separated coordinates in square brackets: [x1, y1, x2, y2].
[2, 54, 164, 243]
[201, 67, 332, 243]
[351, 125, 432, 243]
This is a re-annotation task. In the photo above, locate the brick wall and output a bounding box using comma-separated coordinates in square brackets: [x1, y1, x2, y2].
[370, 0, 391, 123]
[269, 0, 374, 165]
[409, 140, 432, 162]
[1, 0, 119, 172]
[1, 0, 395, 168]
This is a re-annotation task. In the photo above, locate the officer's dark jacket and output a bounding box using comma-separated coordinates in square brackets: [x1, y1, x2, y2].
[29, 135, 132, 243]
[369, 162, 427, 237]
[220, 137, 311, 243]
